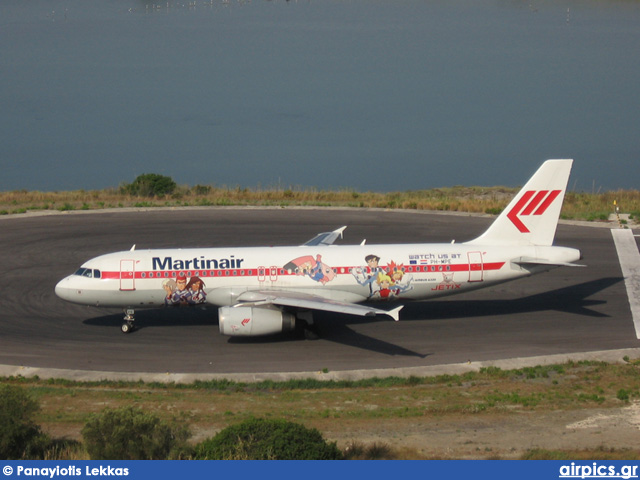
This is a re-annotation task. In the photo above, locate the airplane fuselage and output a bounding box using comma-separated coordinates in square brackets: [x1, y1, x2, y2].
[55, 242, 580, 309]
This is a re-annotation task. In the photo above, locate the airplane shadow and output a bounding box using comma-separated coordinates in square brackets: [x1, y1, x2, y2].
[82, 277, 621, 358]
[222, 326, 429, 360]
[396, 276, 622, 322]
[83, 307, 429, 358]
[309, 277, 622, 356]
[312, 317, 432, 358]
[83, 306, 215, 329]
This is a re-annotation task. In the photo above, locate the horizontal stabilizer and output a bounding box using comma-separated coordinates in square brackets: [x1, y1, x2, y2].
[514, 257, 586, 268]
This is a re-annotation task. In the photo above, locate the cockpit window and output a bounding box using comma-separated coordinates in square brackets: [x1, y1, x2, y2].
[74, 268, 100, 279]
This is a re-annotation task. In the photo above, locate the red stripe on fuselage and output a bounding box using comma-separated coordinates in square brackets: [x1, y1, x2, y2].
[100, 262, 506, 280]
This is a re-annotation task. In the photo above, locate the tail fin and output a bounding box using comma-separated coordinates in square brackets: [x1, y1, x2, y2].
[466, 159, 573, 246]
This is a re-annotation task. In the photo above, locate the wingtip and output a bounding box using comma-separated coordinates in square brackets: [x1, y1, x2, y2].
[387, 305, 403, 322]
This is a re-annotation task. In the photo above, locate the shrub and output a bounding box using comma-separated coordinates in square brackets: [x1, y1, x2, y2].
[192, 184, 212, 195]
[121, 173, 177, 197]
[0, 384, 47, 459]
[81, 406, 189, 460]
[343, 441, 396, 460]
[193, 417, 343, 460]
[617, 389, 630, 402]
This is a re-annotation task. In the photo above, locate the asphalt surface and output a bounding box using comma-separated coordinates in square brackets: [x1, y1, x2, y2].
[0, 207, 638, 377]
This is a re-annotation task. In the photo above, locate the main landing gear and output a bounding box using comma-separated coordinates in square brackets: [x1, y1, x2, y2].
[295, 310, 319, 340]
[121, 309, 136, 334]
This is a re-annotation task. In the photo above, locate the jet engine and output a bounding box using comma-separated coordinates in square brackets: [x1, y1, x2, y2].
[218, 306, 295, 337]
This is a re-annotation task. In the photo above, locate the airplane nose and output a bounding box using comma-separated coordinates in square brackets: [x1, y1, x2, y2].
[55, 276, 76, 302]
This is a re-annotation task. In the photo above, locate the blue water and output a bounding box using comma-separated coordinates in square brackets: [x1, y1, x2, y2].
[1, 0, 639, 192]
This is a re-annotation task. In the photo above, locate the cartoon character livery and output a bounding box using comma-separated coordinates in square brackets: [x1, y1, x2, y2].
[163, 275, 207, 306]
[283, 255, 336, 285]
[55, 160, 583, 337]
[351, 256, 414, 299]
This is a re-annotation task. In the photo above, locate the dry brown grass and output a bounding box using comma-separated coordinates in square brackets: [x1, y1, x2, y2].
[1, 186, 639, 222]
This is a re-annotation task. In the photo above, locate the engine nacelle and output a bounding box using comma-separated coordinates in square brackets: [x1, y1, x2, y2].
[218, 306, 295, 337]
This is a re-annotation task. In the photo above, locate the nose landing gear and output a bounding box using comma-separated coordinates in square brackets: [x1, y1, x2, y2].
[121, 309, 136, 333]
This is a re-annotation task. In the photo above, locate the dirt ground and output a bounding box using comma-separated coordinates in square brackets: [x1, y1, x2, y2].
[174, 403, 640, 459]
[319, 403, 640, 459]
[44, 402, 640, 459]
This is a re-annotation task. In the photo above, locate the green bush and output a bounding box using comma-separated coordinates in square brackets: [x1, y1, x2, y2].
[194, 417, 343, 460]
[617, 389, 630, 402]
[0, 384, 47, 459]
[81, 406, 189, 460]
[121, 173, 177, 197]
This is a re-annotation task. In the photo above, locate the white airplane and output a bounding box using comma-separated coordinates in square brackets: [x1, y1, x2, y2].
[55, 159, 583, 336]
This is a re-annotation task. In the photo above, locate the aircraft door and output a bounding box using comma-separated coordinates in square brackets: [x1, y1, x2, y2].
[270, 266, 278, 283]
[120, 259, 136, 291]
[467, 251, 484, 282]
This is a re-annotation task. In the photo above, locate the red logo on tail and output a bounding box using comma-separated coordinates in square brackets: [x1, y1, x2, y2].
[507, 190, 561, 233]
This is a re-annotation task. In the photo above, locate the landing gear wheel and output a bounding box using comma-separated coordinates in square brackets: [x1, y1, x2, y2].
[303, 326, 319, 340]
[121, 321, 135, 334]
[295, 312, 319, 340]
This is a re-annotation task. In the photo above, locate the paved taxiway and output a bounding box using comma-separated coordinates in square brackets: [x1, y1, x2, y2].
[0, 208, 638, 380]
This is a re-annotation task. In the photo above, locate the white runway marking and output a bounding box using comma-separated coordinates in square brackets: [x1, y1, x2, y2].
[612, 229, 640, 339]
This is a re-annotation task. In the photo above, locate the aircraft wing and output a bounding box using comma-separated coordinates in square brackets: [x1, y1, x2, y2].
[302, 226, 347, 246]
[235, 289, 402, 321]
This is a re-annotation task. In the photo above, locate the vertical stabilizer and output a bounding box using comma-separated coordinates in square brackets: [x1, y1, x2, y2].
[466, 159, 573, 246]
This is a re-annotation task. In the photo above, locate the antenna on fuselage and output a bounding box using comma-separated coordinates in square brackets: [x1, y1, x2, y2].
[130, 245, 136, 251]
